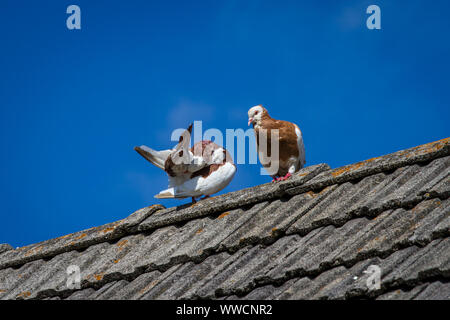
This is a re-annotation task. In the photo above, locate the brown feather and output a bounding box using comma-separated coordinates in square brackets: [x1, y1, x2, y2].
[190, 140, 235, 179]
[164, 156, 176, 177]
[253, 108, 300, 177]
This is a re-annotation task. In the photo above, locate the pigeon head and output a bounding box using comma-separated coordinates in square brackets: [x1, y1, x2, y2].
[248, 105, 268, 127]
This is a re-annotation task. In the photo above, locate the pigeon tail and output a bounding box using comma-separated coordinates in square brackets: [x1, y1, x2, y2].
[154, 188, 176, 199]
[154, 187, 192, 199]
[134, 145, 171, 170]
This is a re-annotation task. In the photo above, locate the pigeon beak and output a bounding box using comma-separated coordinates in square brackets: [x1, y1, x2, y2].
[248, 118, 253, 126]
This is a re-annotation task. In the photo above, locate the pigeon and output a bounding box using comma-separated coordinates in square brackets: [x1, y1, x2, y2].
[248, 105, 305, 181]
[134, 124, 236, 203]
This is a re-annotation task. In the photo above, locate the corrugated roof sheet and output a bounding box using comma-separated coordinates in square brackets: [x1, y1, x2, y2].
[0, 137, 449, 300]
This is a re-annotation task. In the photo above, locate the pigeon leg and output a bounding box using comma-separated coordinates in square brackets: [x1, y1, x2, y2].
[277, 173, 292, 181]
[191, 197, 197, 204]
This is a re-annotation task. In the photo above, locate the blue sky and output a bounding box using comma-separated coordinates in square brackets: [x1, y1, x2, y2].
[0, 0, 449, 247]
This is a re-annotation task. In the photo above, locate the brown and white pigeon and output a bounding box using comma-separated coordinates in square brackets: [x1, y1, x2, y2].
[134, 124, 236, 203]
[248, 105, 305, 181]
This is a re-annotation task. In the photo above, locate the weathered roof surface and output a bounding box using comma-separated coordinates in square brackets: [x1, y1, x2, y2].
[0, 137, 449, 300]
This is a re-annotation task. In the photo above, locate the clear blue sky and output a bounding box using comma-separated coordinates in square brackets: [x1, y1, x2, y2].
[1, 1, 449, 247]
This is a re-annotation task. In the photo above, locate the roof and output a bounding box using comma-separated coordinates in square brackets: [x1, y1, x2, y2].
[0, 137, 449, 300]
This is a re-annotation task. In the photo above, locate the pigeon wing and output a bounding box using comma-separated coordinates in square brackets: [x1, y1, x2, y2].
[168, 123, 209, 175]
[167, 148, 207, 176]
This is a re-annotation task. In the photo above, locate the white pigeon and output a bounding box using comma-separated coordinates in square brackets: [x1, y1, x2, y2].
[134, 124, 236, 203]
[247, 105, 305, 181]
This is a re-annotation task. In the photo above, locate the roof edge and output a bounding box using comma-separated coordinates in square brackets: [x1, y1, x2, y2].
[0, 205, 164, 270]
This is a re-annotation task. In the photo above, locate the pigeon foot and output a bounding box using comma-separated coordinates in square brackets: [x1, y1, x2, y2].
[276, 173, 292, 181]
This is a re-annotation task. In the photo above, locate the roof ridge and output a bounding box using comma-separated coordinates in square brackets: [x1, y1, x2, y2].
[136, 137, 450, 232]
[285, 137, 450, 195]
[0, 137, 448, 270]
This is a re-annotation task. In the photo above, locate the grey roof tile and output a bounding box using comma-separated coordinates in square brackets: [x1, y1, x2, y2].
[0, 244, 13, 255]
[286, 177, 382, 234]
[413, 281, 450, 300]
[375, 284, 428, 300]
[260, 221, 369, 283]
[82, 281, 117, 299]
[135, 219, 210, 269]
[167, 201, 270, 260]
[217, 193, 325, 251]
[376, 281, 450, 300]
[235, 283, 285, 300]
[0, 204, 164, 270]
[214, 204, 448, 297]
[235, 240, 446, 300]
[287, 157, 450, 236]
[0, 259, 46, 299]
[66, 288, 96, 300]
[382, 238, 450, 285]
[44, 296, 62, 300]
[404, 157, 450, 199]
[94, 280, 130, 300]
[119, 271, 163, 300]
[192, 245, 263, 298]
[106, 227, 180, 276]
[1, 138, 449, 300]
[65, 280, 132, 300]
[139, 264, 200, 300]
[285, 138, 450, 195]
[123, 265, 182, 300]
[178, 250, 250, 299]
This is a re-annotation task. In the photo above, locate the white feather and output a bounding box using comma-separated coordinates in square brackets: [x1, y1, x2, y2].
[294, 125, 306, 168]
[155, 162, 236, 199]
